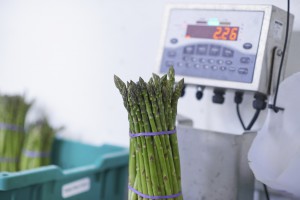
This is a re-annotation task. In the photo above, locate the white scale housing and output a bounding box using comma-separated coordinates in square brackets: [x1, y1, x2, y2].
[157, 4, 294, 94]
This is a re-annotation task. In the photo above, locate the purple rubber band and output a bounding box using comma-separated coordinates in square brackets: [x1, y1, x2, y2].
[0, 122, 24, 132]
[0, 157, 18, 163]
[23, 150, 50, 158]
[130, 129, 176, 138]
[128, 185, 182, 199]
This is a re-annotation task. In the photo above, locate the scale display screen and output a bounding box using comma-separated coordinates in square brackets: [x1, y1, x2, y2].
[186, 25, 239, 41]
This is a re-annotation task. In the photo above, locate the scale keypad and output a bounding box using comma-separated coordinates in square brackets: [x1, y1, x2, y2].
[161, 43, 256, 83]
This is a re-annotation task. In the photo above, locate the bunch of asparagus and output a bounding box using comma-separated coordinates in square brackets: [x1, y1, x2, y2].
[114, 67, 184, 200]
[0, 95, 32, 172]
[19, 118, 56, 171]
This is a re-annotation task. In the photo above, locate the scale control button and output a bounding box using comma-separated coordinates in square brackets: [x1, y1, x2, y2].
[217, 60, 224, 64]
[191, 57, 198, 62]
[211, 65, 218, 71]
[194, 63, 201, 69]
[222, 48, 234, 57]
[240, 57, 251, 64]
[167, 51, 176, 57]
[209, 45, 221, 56]
[199, 58, 206, 63]
[170, 38, 178, 44]
[225, 60, 233, 65]
[229, 67, 236, 72]
[208, 59, 215, 64]
[182, 56, 190, 61]
[220, 66, 227, 71]
[165, 61, 174, 67]
[238, 68, 248, 74]
[184, 45, 195, 54]
[243, 43, 253, 49]
[197, 44, 208, 55]
[177, 62, 184, 67]
[186, 63, 193, 68]
[203, 65, 210, 69]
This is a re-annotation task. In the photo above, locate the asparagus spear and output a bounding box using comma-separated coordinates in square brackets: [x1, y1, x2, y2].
[0, 95, 31, 172]
[19, 118, 56, 171]
[153, 141, 165, 199]
[152, 74, 167, 131]
[130, 172, 140, 200]
[5, 97, 15, 171]
[148, 79, 175, 195]
[136, 81, 161, 196]
[168, 69, 185, 200]
[128, 94, 148, 200]
[114, 76, 137, 199]
[139, 78, 174, 199]
[129, 82, 154, 199]
[153, 74, 180, 198]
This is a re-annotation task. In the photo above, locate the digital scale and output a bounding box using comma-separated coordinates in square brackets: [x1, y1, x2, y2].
[156, 4, 294, 199]
[157, 4, 294, 94]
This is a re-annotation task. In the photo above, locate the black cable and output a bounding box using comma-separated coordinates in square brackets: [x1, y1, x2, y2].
[263, 184, 270, 200]
[235, 92, 266, 131]
[246, 109, 260, 130]
[272, 0, 290, 113]
[236, 103, 261, 131]
[236, 104, 246, 130]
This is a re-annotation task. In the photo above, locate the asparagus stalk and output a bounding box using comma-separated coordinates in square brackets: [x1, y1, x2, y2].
[168, 69, 185, 200]
[4, 97, 13, 171]
[114, 76, 137, 199]
[128, 96, 148, 200]
[152, 74, 167, 131]
[135, 145, 143, 200]
[139, 78, 174, 199]
[153, 141, 165, 199]
[0, 95, 31, 172]
[130, 172, 140, 200]
[0, 96, 5, 171]
[128, 138, 136, 200]
[127, 82, 150, 200]
[138, 79, 166, 198]
[153, 74, 180, 198]
[129, 82, 154, 198]
[20, 123, 43, 170]
[147, 81, 174, 192]
[19, 118, 56, 171]
[136, 82, 161, 196]
[42, 120, 57, 166]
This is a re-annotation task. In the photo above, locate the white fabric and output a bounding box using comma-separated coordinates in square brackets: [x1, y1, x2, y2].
[248, 72, 300, 197]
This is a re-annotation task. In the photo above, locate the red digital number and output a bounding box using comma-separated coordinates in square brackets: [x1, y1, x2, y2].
[220, 27, 230, 40]
[213, 27, 222, 40]
[229, 27, 238, 40]
[213, 26, 238, 40]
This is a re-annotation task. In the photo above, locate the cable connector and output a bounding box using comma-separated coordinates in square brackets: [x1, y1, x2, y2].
[212, 88, 225, 104]
[196, 86, 205, 100]
[253, 93, 267, 110]
[234, 91, 244, 104]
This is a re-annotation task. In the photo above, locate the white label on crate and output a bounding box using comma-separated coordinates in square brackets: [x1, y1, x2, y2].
[62, 177, 91, 198]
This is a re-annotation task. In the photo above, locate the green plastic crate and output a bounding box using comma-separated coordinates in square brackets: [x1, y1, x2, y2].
[0, 138, 129, 200]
